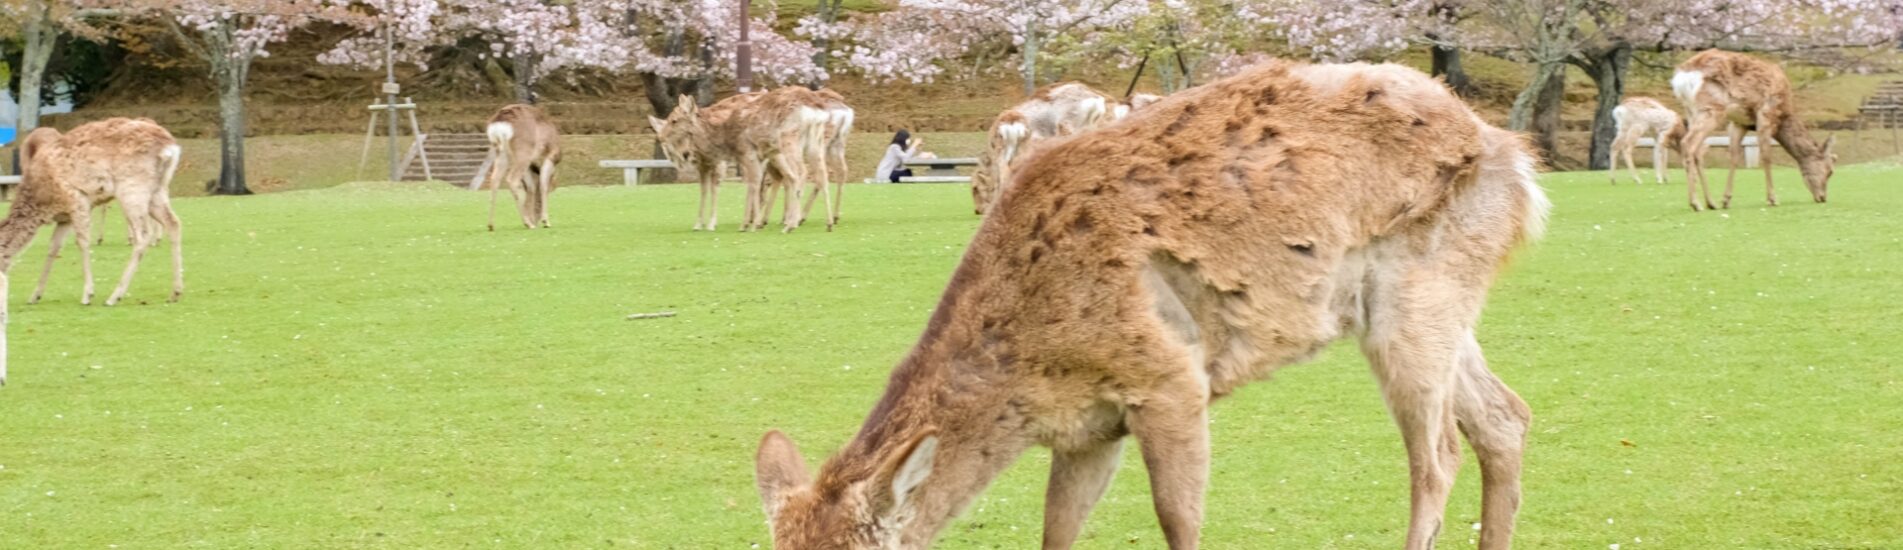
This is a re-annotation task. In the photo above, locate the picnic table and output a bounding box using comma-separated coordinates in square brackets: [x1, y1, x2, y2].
[899, 157, 977, 183]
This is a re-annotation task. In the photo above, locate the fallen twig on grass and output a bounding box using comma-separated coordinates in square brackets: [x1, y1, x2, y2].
[625, 311, 677, 320]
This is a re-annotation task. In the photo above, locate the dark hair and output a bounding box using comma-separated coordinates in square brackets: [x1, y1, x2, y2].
[891, 130, 911, 147]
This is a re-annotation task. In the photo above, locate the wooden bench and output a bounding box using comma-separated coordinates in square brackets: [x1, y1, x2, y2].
[898, 155, 974, 176]
[0, 175, 18, 200]
[598, 159, 676, 186]
[896, 176, 971, 184]
[1635, 135, 1771, 168]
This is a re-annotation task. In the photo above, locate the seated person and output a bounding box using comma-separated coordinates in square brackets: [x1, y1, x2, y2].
[874, 130, 929, 183]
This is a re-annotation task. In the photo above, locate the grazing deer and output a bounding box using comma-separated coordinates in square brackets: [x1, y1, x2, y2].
[753, 61, 1549, 550]
[484, 104, 562, 231]
[0, 118, 186, 383]
[768, 88, 854, 229]
[1609, 97, 1685, 185]
[1673, 49, 1835, 211]
[970, 82, 1116, 215]
[650, 87, 833, 233]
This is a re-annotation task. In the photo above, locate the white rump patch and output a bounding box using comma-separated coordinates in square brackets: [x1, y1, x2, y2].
[486, 122, 515, 147]
[160, 144, 181, 161]
[797, 106, 829, 127]
[1080, 96, 1108, 129]
[1670, 71, 1704, 106]
[996, 122, 1028, 164]
[828, 108, 855, 131]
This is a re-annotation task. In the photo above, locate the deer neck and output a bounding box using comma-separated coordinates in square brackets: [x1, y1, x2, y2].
[1771, 115, 1823, 161]
[0, 205, 52, 272]
[822, 254, 1032, 544]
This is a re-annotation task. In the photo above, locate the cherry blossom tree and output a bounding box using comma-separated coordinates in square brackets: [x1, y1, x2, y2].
[320, 1, 821, 180]
[88, 0, 366, 194]
[826, 0, 1151, 95]
[1458, 0, 1903, 167]
[1, 0, 119, 133]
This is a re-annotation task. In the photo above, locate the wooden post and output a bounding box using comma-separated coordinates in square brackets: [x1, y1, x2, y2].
[404, 96, 430, 180]
[735, 0, 753, 93]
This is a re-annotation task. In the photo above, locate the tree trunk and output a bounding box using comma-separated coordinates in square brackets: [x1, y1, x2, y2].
[213, 61, 251, 195]
[1530, 67, 1566, 164]
[16, 5, 58, 134]
[808, 0, 839, 90]
[1429, 43, 1474, 97]
[1580, 44, 1631, 170]
[1020, 23, 1039, 95]
[511, 49, 537, 104]
[1507, 61, 1563, 132]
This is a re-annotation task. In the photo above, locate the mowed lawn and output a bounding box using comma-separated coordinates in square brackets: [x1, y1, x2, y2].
[0, 165, 1898, 548]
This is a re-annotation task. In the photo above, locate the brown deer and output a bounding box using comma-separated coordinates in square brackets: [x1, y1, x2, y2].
[970, 82, 1116, 215]
[484, 104, 562, 231]
[765, 88, 854, 230]
[1609, 97, 1685, 185]
[1673, 49, 1835, 211]
[0, 118, 186, 383]
[752, 61, 1549, 550]
[649, 87, 833, 233]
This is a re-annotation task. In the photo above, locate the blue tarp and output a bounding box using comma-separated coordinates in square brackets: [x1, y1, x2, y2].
[0, 128, 15, 147]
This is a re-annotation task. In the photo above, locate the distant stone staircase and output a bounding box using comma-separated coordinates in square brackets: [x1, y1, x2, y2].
[400, 133, 492, 187]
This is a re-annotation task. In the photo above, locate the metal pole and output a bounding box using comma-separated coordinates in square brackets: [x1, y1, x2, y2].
[384, 12, 401, 182]
[735, 0, 753, 93]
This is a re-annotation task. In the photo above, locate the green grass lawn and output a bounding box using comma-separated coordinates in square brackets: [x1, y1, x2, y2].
[0, 164, 1899, 548]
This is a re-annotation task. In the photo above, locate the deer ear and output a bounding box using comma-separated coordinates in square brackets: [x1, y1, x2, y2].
[870, 429, 938, 518]
[1824, 133, 1838, 158]
[21, 127, 60, 164]
[755, 431, 811, 519]
[678, 94, 698, 113]
[647, 116, 668, 134]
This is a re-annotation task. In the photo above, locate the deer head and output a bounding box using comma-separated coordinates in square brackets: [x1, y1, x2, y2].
[648, 94, 704, 169]
[20, 127, 60, 170]
[1796, 133, 1836, 203]
[754, 429, 939, 549]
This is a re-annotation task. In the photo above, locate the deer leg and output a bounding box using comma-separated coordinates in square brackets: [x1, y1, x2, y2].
[1042, 438, 1124, 550]
[1365, 321, 1463, 550]
[1128, 383, 1209, 549]
[487, 153, 511, 231]
[762, 171, 783, 230]
[510, 166, 535, 229]
[536, 159, 555, 227]
[1451, 331, 1529, 550]
[30, 223, 74, 305]
[1721, 123, 1745, 209]
[152, 196, 184, 302]
[1757, 115, 1781, 207]
[800, 146, 835, 231]
[830, 149, 846, 223]
[772, 153, 805, 233]
[74, 213, 95, 305]
[739, 157, 764, 232]
[104, 199, 152, 306]
[1682, 111, 1724, 212]
[91, 203, 107, 245]
[1653, 130, 1669, 184]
